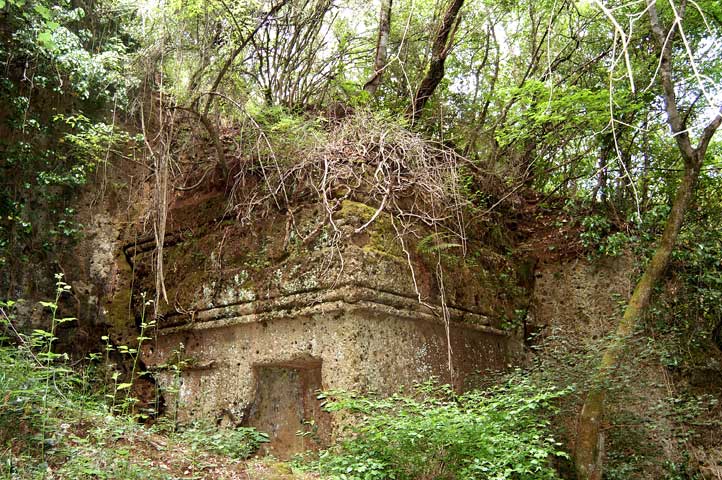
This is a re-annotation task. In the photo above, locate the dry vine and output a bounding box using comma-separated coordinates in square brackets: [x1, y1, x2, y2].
[145, 88, 510, 377]
[223, 110, 495, 377]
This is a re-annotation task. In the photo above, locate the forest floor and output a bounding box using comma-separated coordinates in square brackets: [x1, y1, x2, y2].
[0, 343, 318, 480]
[56, 419, 315, 480]
[8, 410, 318, 480]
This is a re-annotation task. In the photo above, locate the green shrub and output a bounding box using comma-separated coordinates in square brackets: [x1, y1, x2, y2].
[311, 377, 570, 480]
[579, 214, 633, 257]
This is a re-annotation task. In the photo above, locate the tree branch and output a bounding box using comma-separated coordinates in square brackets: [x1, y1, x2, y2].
[405, 0, 465, 124]
[647, 0, 695, 161]
[196, 0, 290, 116]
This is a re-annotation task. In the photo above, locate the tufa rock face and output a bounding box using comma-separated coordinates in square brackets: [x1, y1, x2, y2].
[529, 255, 635, 340]
[116, 193, 529, 457]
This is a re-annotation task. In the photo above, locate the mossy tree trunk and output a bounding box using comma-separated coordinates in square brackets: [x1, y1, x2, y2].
[406, 0, 464, 124]
[574, 155, 702, 480]
[574, 1, 721, 478]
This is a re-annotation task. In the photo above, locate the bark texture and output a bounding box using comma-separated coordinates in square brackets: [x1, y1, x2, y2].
[364, 0, 392, 95]
[406, 0, 464, 124]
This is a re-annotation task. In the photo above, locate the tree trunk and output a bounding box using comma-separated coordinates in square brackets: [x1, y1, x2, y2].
[575, 155, 701, 480]
[405, 0, 464, 124]
[364, 0, 392, 95]
[574, 1, 721, 478]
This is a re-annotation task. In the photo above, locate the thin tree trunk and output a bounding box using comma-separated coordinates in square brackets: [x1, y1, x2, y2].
[590, 146, 608, 204]
[364, 0, 392, 95]
[196, 0, 290, 116]
[575, 156, 701, 480]
[640, 117, 651, 207]
[574, 1, 721, 478]
[176, 0, 290, 181]
[405, 0, 464, 124]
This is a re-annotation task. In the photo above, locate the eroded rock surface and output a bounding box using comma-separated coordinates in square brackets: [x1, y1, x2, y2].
[115, 193, 530, 456]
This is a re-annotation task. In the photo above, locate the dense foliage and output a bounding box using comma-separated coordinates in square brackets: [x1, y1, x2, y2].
[0, 0, 135, 293]
[311, 380, 569, 480]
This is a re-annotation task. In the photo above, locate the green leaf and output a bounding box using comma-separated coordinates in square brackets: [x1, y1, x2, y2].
[37, 30, 56, 50]
[33, 3, 51, 20]
[116, 383, 133, 390]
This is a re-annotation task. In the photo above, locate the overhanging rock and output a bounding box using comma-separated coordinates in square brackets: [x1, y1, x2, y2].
[118, 193, 527, 456]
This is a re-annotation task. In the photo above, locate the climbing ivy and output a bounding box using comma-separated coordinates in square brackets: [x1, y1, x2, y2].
[0, 0, 135, 284]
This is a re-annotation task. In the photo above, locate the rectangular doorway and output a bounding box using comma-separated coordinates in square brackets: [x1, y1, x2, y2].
[246, 360, 330, 458]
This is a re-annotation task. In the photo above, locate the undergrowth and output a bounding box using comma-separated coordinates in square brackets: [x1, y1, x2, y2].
[305, 377, 570, 480]
[0, 280, 268, 479]
[1, 278, 575, 479]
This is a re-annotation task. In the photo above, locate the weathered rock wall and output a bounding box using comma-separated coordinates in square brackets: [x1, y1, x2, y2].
[122, 195, 521, 329]
[3, 156, 151, 356]
[530, 255, 635, 339]
[144, 300, 516, 455]
[115, 192, 530, 455]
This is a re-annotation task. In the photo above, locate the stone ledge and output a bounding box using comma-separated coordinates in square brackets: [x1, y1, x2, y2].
[157, 284, 508, 337]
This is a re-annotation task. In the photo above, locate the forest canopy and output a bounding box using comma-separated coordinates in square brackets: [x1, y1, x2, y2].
[1, 0, 720, 223]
